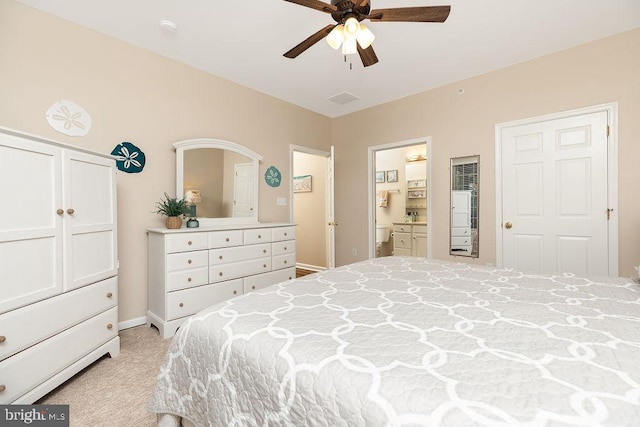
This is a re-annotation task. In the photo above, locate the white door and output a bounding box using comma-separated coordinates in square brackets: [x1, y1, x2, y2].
[499, 110, 610, 275]
[64, 150, 117, 291]
[0, 134, 63, 313]
[451, 191, 472, 228]
[233, 163, 254, 217]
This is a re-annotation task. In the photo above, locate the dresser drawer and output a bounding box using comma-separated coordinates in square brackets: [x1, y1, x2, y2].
[0, 277, 117, 362]
[208, 230, 243, 248]
[0, 307, 117, 404]
[210, 258, 272, 283]
[272, 226, 296, 242]
[394, 224, 412, 233]
[166, 250, 208, 272]
[166, 280, 242, 321]
[272, 253, 295, 271]
[166, 232, 208, 253]
[393, 232, 412, 249]
[244, 267, 295, 293]
[167, 267, 208, 292]
[209, 244, 271, 265]
[272, 240, 295, 256]
[451, 236, 472, 246]
[451, 227, 471, 237]
[244, 228, 273, 245]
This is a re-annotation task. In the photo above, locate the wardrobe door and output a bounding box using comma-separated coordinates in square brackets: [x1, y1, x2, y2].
[0, 134, 63, 313]
[63, 150, 117, 291]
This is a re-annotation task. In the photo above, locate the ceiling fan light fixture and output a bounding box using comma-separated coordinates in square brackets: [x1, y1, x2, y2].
[326, 25, 344, 50]
[343, 17, 360, 38]
[342, 37, 357, 55]
[356, 24, 375, 49]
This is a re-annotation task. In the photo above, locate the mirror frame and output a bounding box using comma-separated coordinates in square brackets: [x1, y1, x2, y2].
[450, 155, 479, 258]
[174, 138, 263, 226]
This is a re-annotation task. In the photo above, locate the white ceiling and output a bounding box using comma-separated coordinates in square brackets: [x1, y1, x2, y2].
[14, 0, 640, 118]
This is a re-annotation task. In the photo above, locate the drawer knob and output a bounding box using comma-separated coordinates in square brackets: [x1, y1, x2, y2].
[284, 247, 287, 251]
[263, 249, 267, 253]
[284, 260, 288, 264]
[106, 292, 113, 298]
[187, 277, 192, 282]
[107, 323, 113, 330]
[219, 255, 223, 260]
[284, 232, 288, 236]
[188, 259, 192, 264]
[263, 264, 267, 268]
[258, 235, 262, 239]
[289, 276, 292, 280]
[219, 272, 223, 276]
[0, 385, 5, 392]
[0, 336, 6, 343]
[225, 237, 230, 242]
[179, 303, 184, 307]
[233, 290, 237, 295]
[188, 240, 193, 245]
[252, 285, 256, 290]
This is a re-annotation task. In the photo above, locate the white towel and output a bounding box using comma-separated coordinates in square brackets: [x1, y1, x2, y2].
[378, 190, 389, 207]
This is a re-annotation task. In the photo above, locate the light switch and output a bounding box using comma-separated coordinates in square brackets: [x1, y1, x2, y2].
[277, 197, 287, 206]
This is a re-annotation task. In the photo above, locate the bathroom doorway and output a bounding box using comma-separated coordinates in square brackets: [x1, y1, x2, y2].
[368, 138, 432, 259]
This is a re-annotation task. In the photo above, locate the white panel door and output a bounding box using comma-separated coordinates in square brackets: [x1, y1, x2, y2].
[233, 163, 253, 217]
[0, 135, 63, 313]
[327, 146, 335, 268]
[451, 191, 472, 227]
[63, 150, 117, 291]
[500, 111, 609, 275]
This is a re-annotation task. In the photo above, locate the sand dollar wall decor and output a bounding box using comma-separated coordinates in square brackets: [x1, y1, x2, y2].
[45, 100, 92, 136]
[264, 166, 281, 188]
[111, 142, 146, 173]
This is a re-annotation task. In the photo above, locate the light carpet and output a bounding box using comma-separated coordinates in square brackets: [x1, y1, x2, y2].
[37, 325, 172, 427]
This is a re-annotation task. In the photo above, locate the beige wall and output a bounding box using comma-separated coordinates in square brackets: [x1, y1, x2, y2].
[2, 1, 638, 325]
[0, 1, 331, 323]
[293, 152, 327, 269]
[333, 28, 640, 276]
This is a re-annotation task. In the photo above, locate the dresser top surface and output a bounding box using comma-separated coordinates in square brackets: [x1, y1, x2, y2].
[147, 222, 295, 234]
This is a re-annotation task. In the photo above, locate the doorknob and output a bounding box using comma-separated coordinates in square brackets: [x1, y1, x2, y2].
[504, 221, 513, 229]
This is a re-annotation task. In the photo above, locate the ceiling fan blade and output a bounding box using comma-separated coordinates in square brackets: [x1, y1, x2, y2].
[357, 44, 378, 67]
[353, 0, 370, 7]
[282, 0, 337, 14]
[284, 25, 335, 59]
[368, 6, 451, 22]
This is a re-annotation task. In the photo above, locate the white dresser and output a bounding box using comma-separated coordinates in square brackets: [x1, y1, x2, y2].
[392, 223, 427, 257]
[0, 127, 119, 404]
[147, 223, 296, 338]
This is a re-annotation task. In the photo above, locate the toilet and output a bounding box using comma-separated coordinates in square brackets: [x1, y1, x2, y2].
[376, 224, 391, 257]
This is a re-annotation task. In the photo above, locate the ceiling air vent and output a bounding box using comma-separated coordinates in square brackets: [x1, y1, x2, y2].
[328, 92, 360, 105]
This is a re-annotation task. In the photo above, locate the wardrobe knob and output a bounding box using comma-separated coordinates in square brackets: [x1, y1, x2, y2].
[106, 292, 113, 298]
[66, 208, 75, 215]
[56, 209, 64, 215]
[0, 336, 6, 343]
[0, 385, 5, 392]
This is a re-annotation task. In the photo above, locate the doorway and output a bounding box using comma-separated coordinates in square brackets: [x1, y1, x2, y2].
[367, 138, 432, 259]
[496, 103, 618, 276]
[290, 145, 335, 272]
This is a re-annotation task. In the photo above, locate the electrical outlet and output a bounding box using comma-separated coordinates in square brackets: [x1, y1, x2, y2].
[276, 197, 287, 206]
[352, 248, 357, 256]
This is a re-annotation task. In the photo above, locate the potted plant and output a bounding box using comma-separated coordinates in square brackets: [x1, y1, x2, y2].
[155, 193, 188, 229]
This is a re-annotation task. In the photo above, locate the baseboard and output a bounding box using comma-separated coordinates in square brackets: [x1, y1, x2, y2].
[118, 316, 147, 331]
[296, 263, 326, 272]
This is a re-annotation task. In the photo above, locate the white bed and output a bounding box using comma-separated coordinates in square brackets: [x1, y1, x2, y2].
[148, 257, 640, 426]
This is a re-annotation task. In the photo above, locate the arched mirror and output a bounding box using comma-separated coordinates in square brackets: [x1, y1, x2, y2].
[450, 155, 479, 257]
[175, 138, 262, 226]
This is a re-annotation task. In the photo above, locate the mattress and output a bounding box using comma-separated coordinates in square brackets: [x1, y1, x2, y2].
[148, 257, 640, 426]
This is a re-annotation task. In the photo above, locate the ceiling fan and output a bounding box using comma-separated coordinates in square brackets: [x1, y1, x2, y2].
[283, 0, 451, 67]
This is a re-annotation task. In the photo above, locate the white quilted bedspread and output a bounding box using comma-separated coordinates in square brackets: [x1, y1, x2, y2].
[148, 257, 640, 426]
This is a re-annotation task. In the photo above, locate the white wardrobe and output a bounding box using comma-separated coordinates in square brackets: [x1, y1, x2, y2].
[0, 128, 119, 404]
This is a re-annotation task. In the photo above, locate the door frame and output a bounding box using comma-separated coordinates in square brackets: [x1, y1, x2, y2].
[367, 137, 433, 259]
[289, 144, 335, 269]
[495, 102, 618, 275]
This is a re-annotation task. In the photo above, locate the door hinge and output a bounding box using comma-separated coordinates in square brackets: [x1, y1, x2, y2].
[607, 208, 614, 220]
[606, 125, 610, 137]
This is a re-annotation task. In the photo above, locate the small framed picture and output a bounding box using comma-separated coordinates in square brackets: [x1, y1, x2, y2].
[375, 171, 385, 183]
[293, 174, 312, 193]
[386, 169, 398, 183]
